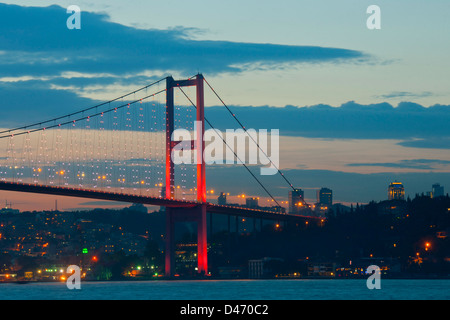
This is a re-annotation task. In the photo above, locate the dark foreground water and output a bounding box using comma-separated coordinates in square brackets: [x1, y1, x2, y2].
[0, 279, 448, 300]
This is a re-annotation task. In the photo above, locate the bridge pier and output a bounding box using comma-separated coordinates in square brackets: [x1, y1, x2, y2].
[165, 203, 208, 277]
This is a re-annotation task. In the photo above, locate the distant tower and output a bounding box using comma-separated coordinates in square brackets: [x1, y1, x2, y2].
[388, 182, 405, 200]
[289, 189, 304, 214]
[246, 197, 258, 208]
[317, 188, 333, 206]
[432, 183, 444, 198]
[218, 192, 227, 205]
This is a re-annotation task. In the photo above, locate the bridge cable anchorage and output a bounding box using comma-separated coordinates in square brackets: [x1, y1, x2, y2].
[0, 77, 168, 136]
[176, 86, 281, 208]
[203, 76, 306, 205]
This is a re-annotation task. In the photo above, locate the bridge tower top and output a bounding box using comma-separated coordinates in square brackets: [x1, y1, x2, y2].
[165, 74, 205, 203]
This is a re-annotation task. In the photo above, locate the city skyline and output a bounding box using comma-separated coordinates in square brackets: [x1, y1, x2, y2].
[0, 181, 446, 214]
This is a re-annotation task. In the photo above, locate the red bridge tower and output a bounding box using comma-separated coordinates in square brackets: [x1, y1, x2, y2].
[164, 74, 207, 277]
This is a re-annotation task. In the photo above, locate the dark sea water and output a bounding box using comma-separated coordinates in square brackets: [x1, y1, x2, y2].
[0, 279, 449, 300]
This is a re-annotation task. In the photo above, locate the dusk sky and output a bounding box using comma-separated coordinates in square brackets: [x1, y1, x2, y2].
[0, 1, 449, 211]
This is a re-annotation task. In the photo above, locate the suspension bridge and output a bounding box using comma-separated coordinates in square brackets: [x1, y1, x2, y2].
[0, 74, 319, 277]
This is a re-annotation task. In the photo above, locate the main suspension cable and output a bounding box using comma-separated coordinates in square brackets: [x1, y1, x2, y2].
[0, 88, 167, 139]
[0, 77, 168, 135]
[177, 85, 281, 208]
[203, 76, 306, 204]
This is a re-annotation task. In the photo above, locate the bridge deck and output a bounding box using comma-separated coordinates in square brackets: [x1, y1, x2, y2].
[0, 181, 319, 221]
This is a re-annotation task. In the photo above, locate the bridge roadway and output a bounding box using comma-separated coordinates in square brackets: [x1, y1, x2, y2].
[0, 181, 319, 222]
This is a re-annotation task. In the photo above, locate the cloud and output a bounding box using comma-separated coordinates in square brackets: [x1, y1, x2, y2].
[0, 79, 449, 149]
[203, 101, 450, 144]
[0, 3, 366, 79]
[205, 165, 450, 204]
[397, 138, 450, 150]
[0, 80, 102, 127]
[376, 91, 434, 99]
[0, 3, 373, 126]
[346, 159, 450, 170]
[0, 4, 447, 151]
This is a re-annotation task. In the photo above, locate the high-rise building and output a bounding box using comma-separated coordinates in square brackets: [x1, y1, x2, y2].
[317, 188, 333, 206]
[289, 189, 304, 214]
[218, 192, 227, 205]
[388, 182, 405, 200]
[432, 183, 444, 198]
[246, 197, 258, 208]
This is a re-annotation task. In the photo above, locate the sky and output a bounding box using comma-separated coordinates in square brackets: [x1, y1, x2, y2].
[0, 1, 449, 211]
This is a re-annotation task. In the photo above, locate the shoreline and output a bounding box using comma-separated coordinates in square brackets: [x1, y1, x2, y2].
[2, 275, 450, 284]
